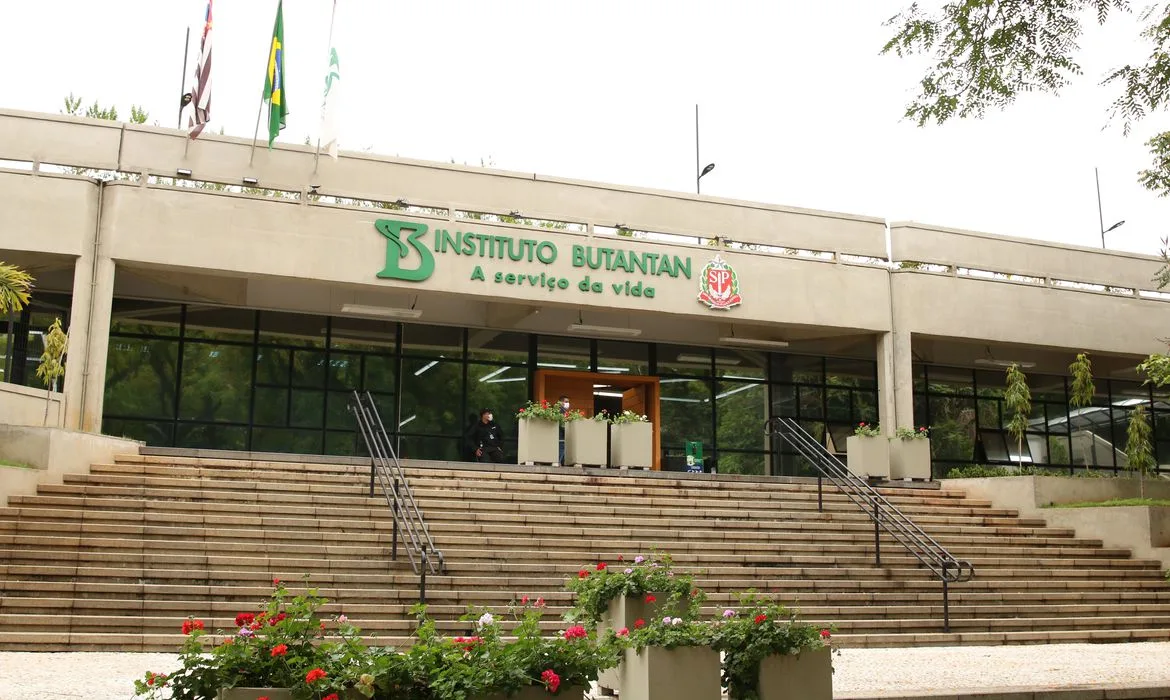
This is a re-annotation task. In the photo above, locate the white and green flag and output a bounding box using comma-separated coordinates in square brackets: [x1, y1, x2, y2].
[319, 2, 341, 161]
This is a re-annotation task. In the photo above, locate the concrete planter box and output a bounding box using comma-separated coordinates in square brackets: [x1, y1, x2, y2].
[597, 591, 680, 692]
[476, 685, 586, 700]
[219, 691, 363, 700]
[889, 438, 931, 480]
[564, 420, 608, 467]
[757, 647, 833, 700]
[845, 435, 889, 479]
[517, 418, 560, 465]
[619, 645, 721, 700]
[610, 422, 652, 469]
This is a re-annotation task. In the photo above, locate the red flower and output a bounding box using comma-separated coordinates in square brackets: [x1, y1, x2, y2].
[541, 669, 561, 693]
[146, 672, 168, 687]
[617, 627, 629, 636]
[521, 595, 530, 605]
[541, 400, 549, 408]
[323, 695, 340, 700]
[563, 625, 587, 640]
[617, 554, 624, 561]
[519, 408, 526, 414]
[250, 621, 262, 631]
[235, 613, 255, 627]
[820, 629, 831, 639]
[596, 562, 607, 571]
[535, 597, 545, 608]
[305, 668, 327, 683]
[634, 618, 645, 629]
[754, 614, 768, 625]
[273, 577, 281, 585]
[258, 697, 268, 700]
[644, 594, 656, 603]
[270, 644, 288, 657]
[578, 569, 589, 579]
[181, 619, 204, 635]
[269, 612, 288, 626]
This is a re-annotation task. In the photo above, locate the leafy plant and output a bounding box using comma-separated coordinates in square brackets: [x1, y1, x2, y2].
[894, 426, 928, 440]
[853, 422, 881, 437]
[627, 617, 715, 651]
[0, 261, 33, 315]
[1004, 364, 1032, 468]
[565, 554, 700, 624]
[1126, 404, 1156, 499]
[516, 399, 564, 422]
[1069, 353, 1096, 409]
[610, 410, 649, 425]
[713, 595, 832, 700]
[35, 318, 67, 426]
[592, 409, 611, 423]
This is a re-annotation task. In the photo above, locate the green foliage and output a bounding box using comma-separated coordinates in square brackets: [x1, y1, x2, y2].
[1138, 353, 1170, 387]
[882, 1, 1170, 196]
[35, 318, 67, 391]
[628, 618, 715, 651]
[62, 92, 149, 124]
[1004, 364, 1032, 466]
[1126, 404, 1156, 497]
[894, 426, 929, 440]
[516, 398, 564, 422]
[712, 594, 831, 700]
[0, 261, 33, 315]
[853, 421, 881, 437]
[1048, 497, 1170, 508]
[610, 409, 649, 425]
[1068, 353, 1096, 408]
[943, 464, 1068, 478]
[564, 553, 699, 624]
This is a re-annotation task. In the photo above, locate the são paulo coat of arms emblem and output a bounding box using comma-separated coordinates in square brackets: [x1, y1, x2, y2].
[697, 254, 742, 310]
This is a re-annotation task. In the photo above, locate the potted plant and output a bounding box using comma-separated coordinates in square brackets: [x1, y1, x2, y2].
[713, 596, 834, 700]
[564, 409, 609, 467]
[889, 426, 930, 480]
[845, 422, 889, 479]
[621, 617, 720, 700]
[609, 410, 652, 469]
[516, 399, 563, 465]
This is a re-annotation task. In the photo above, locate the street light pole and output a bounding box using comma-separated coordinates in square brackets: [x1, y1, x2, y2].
[695, 104, 701, 194]
[1096, 167, 1106, 248]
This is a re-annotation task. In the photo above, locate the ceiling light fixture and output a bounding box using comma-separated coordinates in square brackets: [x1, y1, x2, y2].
[718, 336, 789, 350]
[340, 303, 422, 320]
[566, 323, 642, 338]
[974, 359, 1036, 369]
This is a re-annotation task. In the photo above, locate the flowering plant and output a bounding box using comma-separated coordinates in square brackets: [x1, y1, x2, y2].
[592, 409, 611, 423]
[712, 595, 835, 700]
[610, 409, 650, 425]
[561, 408, 589, 422]
[135, 580, 371, 699]
[564, 553, 702, 624]
[516, 399, 565, 422]
[853, 422, 881, 437]
[895, 426, 929, 440]
[627, 616, 715, 652]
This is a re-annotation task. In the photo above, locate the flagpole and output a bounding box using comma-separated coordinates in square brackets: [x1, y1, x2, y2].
[313, 0, 339, 175]
[177, 26, 191, 129]
[250, 0, 282, 167]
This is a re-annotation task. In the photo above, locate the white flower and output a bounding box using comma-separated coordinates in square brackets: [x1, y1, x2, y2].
[642, 415, 648, 420]
[671, 617, 683, 626]
[662, 616, 672, 625]
[477, 612, 494, 627]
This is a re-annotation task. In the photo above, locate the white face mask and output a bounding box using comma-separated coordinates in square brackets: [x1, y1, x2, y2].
[486, 414, 493, 422]
[562, 401, 570, 408]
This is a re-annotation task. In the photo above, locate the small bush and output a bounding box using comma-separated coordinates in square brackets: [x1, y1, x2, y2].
[943, 465, 1119, 479]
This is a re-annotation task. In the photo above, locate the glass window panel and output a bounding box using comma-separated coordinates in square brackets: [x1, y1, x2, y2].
[656, 345, 712, 377]
[397, 435, 462, 462]
[825, 424, 853, 454]
[913, 364, 926, 393]
[109, 299, 183, 336]
[770, 384, 796, 418]
[290, 390, 325, 429]
[183, 306, 255, 343]
[175, 423, 248, 450]
[536, 335, 591, 372]
[770, 354, 823, 385]
[467, 365, 528, 438]
[977, 398, 1001, 429]
[369, 392, 396, 427]
[401, 323, 464, 359]
[798, 386, 823, 419]
[1047, 434, 1072, 466]
[330, 316, 397, 353]
[327, 391, 355, 430]
[854, 390, 879, 424]
[979, 430, 1011, 462]
[326, 431, 361, 457]
[826, 388, 852, 422]
[718, 363, 765, 381]
[259, 311, 327, 348]
[290, 350, 327, 388]
[178, 343, 252, 423]
[1156, 441, 1170, 468]
[596, 340, 649, 375]
[825, 358, 877, 389]
[253, 387, 289, 426]
[102, 418, 174, 447]
[716, 451, 765, 476]
[399, 359, 463, 435]
[104, 337, 179, 418]
[255, 348, 290, 385]
[914, 393, 927, 429]
[251, 427, 323, 455]
[364, 355, 397, 393]
[467, 331, 530, 364]
[1030, 375, 1067, 403]
[929, 396, 976, 462]
[716, 381, 766, 450]
[0, 328, 8, 383]
[974, 370, 1007, 397]
[1045, 401, 1072, 435]
[328, 353, 362, 390]
[660, 378, 713, 449]
[925, 366, 975, 395]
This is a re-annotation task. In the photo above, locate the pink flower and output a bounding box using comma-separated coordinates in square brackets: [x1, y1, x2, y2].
[541, 669, 561, 693]
[337, 614, 348, 623]
[563, 625, 588, 640]
[723, 609, 736, 618]
[617, 627, 629, 636]
[624, 568, 633, 574]
[521, 595, 529, 605]
[536, 597, 545, 608]
[634, 556, 645, 564]
[662, 616, 672, 625]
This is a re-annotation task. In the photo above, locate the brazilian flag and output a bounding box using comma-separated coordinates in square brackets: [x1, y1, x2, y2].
[262, 0, 287, 148]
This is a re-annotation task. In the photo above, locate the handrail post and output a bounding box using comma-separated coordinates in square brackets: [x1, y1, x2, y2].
[942, 576, 950, 633]
[391, 478, 400, 561]
[368, 459, 375, 498]
[419, 552, 428, 604]
[817, 475, 823, 512]
[873, 500, 881, 567]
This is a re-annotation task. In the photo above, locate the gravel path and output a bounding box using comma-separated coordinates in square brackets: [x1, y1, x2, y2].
[2, 643, 1169, 699]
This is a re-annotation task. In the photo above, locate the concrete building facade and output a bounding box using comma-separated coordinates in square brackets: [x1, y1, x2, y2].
[2, 108, 1168, 476]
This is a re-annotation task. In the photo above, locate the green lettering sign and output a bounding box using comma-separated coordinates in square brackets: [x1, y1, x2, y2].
[375, 219, 435, 282]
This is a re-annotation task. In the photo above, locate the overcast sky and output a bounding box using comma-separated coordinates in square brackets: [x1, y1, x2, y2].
[4, 1, 1168, 254]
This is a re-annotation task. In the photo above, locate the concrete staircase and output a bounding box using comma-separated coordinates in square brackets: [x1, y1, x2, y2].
[1, 453, 1169, 652]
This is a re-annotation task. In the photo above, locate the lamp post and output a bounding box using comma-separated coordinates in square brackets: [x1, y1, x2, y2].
[696, 104, 715, 193]
[1095, 167, 1126, 248]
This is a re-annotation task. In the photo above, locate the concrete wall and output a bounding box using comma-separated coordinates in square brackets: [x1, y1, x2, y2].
[0, 425, 141, 507]
[0, 381, 62, 428]
[1040, 506, 1170, 568]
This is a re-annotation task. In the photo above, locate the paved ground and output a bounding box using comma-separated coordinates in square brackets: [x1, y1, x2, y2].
[2, 643, 1170, 699]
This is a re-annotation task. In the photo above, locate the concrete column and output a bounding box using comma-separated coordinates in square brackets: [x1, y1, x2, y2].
[877, 329, 914, 434]
[62, 251, 114, 433]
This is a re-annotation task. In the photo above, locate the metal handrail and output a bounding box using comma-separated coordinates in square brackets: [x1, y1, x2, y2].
[765, 417, 975, 632]
[350, 390, 445, 602]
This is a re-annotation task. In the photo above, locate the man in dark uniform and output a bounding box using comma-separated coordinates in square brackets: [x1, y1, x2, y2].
[471, 408, 505, 463]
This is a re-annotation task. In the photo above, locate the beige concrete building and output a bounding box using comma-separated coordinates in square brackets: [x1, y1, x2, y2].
[2, 108, 1168, 476]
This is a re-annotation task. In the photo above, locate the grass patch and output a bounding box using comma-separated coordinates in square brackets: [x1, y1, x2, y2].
[942, 465, 1108, 479]
[0, 458, 35, 469]
[1045, 498, 1170, 509]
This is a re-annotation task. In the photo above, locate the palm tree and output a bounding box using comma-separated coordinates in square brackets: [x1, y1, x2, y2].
[0, 261, 34, 315]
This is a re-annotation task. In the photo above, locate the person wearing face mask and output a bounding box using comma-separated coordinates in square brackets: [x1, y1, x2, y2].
[471, 407, 505, 463]
[558, 395, 571, 466]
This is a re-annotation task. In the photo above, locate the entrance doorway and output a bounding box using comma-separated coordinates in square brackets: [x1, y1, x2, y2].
[532, 369, 661, 470]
